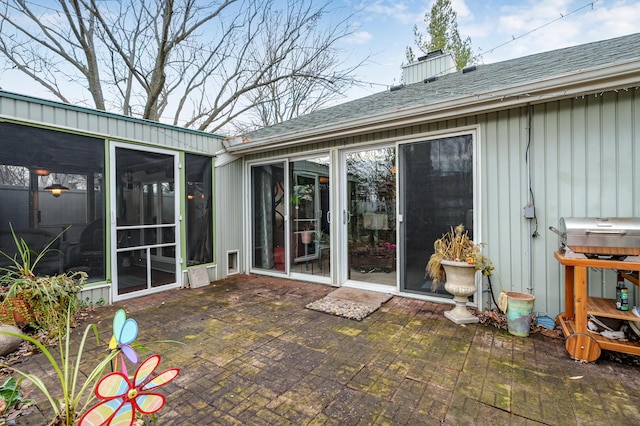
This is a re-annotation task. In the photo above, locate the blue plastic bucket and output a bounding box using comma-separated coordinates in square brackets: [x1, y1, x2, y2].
[504, 292, 536, 337]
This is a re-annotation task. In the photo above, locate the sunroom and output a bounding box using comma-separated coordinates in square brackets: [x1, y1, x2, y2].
[0, 91, 222, 303]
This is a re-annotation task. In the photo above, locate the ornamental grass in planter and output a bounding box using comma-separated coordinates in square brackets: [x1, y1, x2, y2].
[426, 224, 494, 324]
[2, 271, 86, 337]
[0, 224, 85, 336]
[426, 224, 494, 288]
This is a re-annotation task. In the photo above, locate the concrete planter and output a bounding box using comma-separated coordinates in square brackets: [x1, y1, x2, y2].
[441, 260, 479, 324]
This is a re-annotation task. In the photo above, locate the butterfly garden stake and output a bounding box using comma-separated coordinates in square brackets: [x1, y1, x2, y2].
[109, 309, 139, 375]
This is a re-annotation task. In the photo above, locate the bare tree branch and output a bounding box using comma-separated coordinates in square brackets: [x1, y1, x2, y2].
[0, 0, 367, 133]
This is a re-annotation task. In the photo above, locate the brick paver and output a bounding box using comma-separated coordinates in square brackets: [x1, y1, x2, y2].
[12, 275, 640, 425]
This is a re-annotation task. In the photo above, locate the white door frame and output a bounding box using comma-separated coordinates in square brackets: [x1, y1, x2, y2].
[395, 127, 481, 304]
[109, 141, 182, 302]
[245, 155, 332, 284]
[337, 144, 399, 293]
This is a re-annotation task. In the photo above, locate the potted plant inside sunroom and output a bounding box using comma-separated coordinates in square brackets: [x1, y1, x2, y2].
[0, 224, 85, 336]
[426, 224, 494, 325]
[291, 184, 314, 245]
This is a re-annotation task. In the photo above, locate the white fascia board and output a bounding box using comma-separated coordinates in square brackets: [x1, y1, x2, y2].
[214, 150, 241, 167]
[227, 58, 640, 154]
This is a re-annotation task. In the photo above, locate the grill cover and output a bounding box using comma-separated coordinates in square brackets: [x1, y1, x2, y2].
[558, 217, 640, 256]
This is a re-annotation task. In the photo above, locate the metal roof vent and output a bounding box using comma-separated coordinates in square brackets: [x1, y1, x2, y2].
[423, 76, 438, 84]
[389, 84, 404, 92]
[462, 65, 477, 74]
[417, 49, 444, 62]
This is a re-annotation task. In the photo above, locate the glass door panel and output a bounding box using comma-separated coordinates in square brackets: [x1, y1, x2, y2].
[250, 157, 330, 278]
[185, 154, 213, 265]
[345, 148, 396, 286]
[289, 157, 330, 277]
[399, 135, 474, 296]
[250, 162, 286, 272]
[113, 146, 178, 299]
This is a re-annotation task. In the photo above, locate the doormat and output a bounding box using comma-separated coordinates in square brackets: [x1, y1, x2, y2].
[305, 287, 393, 321]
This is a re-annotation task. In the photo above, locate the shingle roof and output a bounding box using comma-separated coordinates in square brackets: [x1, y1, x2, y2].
[241, 32, 640, 145]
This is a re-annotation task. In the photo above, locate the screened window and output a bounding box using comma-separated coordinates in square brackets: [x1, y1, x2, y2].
[185, 154, 213, 265]
[0, 122, 105, 281]
[400, 134, 473, 296]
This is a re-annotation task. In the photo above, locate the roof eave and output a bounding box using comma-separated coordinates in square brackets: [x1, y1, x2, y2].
[0, 90, 226, 140]
[226, 58, 640, 155]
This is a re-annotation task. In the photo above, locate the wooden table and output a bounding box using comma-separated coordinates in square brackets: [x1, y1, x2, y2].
[555, 251, 640, 361]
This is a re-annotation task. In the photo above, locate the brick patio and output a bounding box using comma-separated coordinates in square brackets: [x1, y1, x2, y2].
[13, 275, 640, 425]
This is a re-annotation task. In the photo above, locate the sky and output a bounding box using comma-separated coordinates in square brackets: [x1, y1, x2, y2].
[1, 0, 639, 124]
[337, 0, 640, 102]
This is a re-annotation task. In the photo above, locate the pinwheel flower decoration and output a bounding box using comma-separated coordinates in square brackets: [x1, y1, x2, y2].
[79, 354, 179, 426]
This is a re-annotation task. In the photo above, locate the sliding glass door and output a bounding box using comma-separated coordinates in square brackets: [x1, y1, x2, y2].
[250, 162, 286, 272]
[342, 147, 397, 287]
[399, 134, 474, 297]
[247, 135, 474, 298]
[289, 157, 330, 277]
[250, 156, 331, 278]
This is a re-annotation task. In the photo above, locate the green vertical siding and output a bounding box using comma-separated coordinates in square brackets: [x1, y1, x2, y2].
[477, 91, 640, 316]
[215, 159, 245, 278]
[0, 92, 223, 154]
[530, 90, 640, 315]
[237, 88, 640, 318]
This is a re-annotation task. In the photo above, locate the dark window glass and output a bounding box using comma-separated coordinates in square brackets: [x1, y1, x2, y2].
[0, 122, 105, 282]
[250, 163, 285, 272]
[185, 154, 213, 265]
[400, 135, 473, 296]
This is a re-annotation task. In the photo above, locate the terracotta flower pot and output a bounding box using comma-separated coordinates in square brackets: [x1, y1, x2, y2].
[0, 295, 34, 326]
[301, 231, 313, 244]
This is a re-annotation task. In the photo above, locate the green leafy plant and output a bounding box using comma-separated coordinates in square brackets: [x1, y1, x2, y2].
[291, 184, 313, 207]
[0, 377, 32, 414]
[426, 224, 494, 284]
[0, 224, 85, 335]
[79, 297, 91, 310]
[25, 271, 86, 336]
[0, 223, 68, 283]
[0, 307, 117, 426]
[314, 229, 328, 244]
[79, 296, 105, 310]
